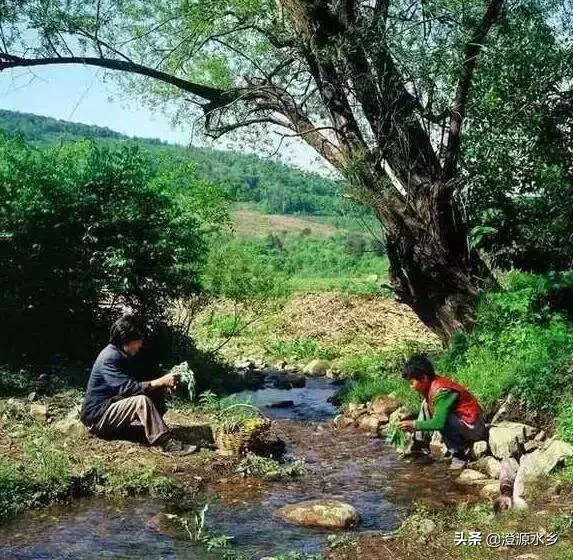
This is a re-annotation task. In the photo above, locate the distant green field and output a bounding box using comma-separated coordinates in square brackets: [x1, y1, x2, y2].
[231, 204, 343, 237]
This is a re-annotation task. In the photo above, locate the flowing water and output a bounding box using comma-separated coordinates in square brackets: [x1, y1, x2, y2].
[0, 375, 477, 559]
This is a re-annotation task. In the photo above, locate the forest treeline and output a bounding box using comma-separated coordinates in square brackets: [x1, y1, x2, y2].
[0, 109, 360, 219]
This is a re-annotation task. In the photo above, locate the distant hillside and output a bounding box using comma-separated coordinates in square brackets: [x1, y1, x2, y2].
[0, 109, 370, 220]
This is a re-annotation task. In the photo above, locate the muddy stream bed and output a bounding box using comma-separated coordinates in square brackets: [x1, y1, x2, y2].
[0, 376, 478, 559]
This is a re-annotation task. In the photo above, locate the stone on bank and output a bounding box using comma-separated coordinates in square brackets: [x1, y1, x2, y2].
[303, 359, 330, 377]
[488, 421, 537, 459]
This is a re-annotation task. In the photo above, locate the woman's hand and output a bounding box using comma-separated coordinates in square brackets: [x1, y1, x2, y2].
[151, 373, 178, 389]
[398, 419, 415, 432]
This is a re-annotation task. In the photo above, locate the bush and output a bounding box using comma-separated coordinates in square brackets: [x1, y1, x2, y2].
[438, 271, 573, 413]
[558, 393, 573, 443]
[267, 338, 340, 361]
[201, 236, 288, 303]
[0, 135, 227, 361]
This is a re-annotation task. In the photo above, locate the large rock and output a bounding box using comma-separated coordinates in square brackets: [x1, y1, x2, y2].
[480, 482, 500, 500]
[517, 439, 573, 483]
[334, 415, 355, 429]
[371, 394, 399, 416]
[389, 406, 415, 423]
[524, 440, 541, 453]
[54, 416, 87, 438]
[345, 402, 367, 419]
[471, 440, 489, 460]
[488, 421, 537, 459]
[276, 499, 359, 529]
[473, 456, 502, 479]
[457, 469, 487, 484]
[358, 415, 382, 434]
[303, 360, 330, 377]
[29, 403, 48, 422]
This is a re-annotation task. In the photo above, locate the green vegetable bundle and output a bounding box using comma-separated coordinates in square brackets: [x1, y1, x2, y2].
[385, 420, 409, 452]
[170, 361, 196, 401]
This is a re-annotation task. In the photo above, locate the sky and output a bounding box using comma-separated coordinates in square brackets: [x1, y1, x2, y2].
[0, 64, 330, 173]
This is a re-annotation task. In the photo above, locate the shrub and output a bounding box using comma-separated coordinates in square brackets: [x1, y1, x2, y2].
[439, 272, 573, 412]
[0, 134, 227, 361]
[201, 236, 289, 304]
[558, 393, 573, 443]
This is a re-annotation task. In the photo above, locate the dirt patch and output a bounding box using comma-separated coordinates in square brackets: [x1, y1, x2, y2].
[280, 292, 439, 347]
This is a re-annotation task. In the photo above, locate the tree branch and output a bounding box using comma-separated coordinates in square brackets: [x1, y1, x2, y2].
[204, 116, 294, 139]
[0, 53, 229, 104]
[443, 0, 505, 179]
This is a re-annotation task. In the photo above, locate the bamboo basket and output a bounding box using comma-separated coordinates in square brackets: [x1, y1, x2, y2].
[214, 404, 270, 456]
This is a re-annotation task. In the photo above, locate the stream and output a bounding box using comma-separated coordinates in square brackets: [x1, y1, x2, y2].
[0, 375, 477, 559]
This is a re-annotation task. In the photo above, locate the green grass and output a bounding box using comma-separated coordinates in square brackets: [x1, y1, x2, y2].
[266, 337, 342, 361]
[94, 463, 181, 500]
[558, 395, 573, 443]
[0, 401, 183, 524]
[198, 313, 249, 339]
[203, 231, 390, 299]
[438, 272, 573, 413]
[0, 418, 75, 522]
[393, 501, 573, 560]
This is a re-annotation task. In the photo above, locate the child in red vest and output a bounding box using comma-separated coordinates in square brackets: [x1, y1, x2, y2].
[398, 354, 487, 468]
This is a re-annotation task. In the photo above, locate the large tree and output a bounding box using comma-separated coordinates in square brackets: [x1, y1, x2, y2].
[1, 0, 564, 340]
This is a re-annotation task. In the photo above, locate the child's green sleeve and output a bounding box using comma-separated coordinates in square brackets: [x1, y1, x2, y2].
[414, 390, 458, 431]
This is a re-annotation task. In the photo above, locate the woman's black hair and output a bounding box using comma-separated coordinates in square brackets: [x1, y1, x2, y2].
[402, 354, 436, 380]
[109, 314, 147, 347]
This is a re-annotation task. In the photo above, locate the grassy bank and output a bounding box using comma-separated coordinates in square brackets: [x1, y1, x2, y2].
[0, 371, 238, 525]
[194, 226, 435, 368]
[193, 291, 437, 376]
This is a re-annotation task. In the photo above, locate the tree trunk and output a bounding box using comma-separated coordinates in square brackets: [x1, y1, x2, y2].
[379, 182, 493, 342]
